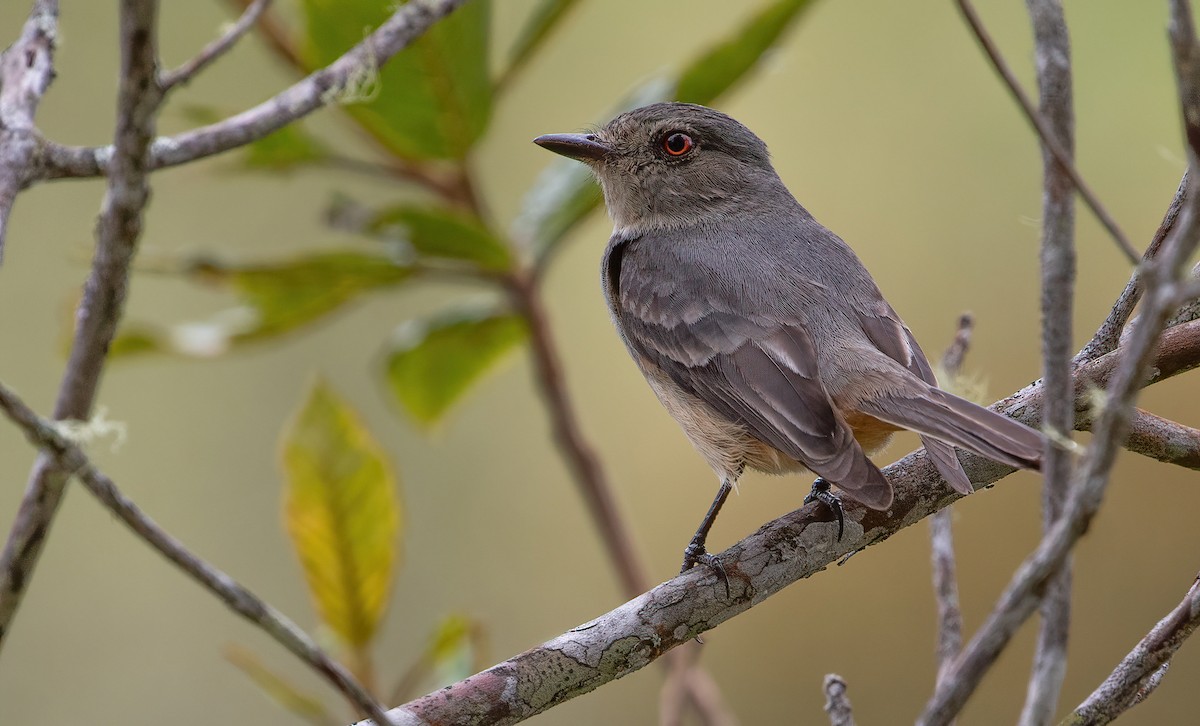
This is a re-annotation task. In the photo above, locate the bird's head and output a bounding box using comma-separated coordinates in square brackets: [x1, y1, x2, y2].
[534, 102, 784, 233]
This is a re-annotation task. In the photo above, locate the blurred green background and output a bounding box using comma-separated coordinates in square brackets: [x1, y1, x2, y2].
[1, 1, 1198, 724]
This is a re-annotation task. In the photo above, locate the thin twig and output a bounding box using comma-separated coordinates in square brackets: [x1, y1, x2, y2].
[0, 0, 59, 260]
[1077, 174, 1189, 363]
[0, 0, 162, 651]
[953, 0, 1140, 264]
[159, 0, 272, 90]
[223, 0, 305, 69]
[0, 381, 395, 726]
[1021, 1, 1075, 723]
[340, 320, 1200, 726]
[930, 314, 972, 692]
[1061, 576, 1200, 725]
[35, 0, 470, 182]
[822, 674, 857, 726]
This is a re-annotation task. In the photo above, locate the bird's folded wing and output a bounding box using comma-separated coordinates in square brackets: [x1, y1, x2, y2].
[620, 311, 893, 508]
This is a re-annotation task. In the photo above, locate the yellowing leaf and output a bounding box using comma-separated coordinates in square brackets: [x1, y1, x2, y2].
[384, 307, 527, 426]
[281, 378, 402, 648]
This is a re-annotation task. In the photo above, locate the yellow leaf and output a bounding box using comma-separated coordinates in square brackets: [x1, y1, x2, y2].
[281, 377, 401, 648]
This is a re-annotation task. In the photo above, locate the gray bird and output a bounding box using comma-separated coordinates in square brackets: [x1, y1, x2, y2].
[534, 102, 1042, 574]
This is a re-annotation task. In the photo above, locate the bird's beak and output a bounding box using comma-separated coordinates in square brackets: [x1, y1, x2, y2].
[533, 133, 612, 162]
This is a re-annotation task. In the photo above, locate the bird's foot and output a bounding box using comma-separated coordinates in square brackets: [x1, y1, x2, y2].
[680, 541, 730, 597]
[804, 477, 844, 541]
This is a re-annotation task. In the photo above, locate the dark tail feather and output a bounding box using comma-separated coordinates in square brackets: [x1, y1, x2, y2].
[859, 388, 1043, 474]
[923, 437, 974, 495]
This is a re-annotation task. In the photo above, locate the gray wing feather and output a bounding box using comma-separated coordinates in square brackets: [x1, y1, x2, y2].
[856, 306, 975, 494]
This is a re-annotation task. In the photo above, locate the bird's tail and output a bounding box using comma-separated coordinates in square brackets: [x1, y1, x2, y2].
[857, 387, 1042, 495]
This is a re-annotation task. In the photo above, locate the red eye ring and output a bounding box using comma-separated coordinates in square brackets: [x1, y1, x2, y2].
[663, 132, 694, 156]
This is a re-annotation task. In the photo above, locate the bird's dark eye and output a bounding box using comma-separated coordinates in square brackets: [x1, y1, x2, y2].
[662, 132, 694, 157]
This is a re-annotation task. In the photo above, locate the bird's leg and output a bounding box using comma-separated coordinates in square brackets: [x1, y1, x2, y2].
[804, 477, 844, 540]
[680, 479, 733, 585]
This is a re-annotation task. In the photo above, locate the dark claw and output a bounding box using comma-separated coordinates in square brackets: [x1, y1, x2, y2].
[804, 477, 844, 540]
[680, 543, 730, 598]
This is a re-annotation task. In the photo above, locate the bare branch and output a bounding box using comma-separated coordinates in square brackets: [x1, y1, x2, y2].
[1077, 175, 1188, 363]
[35, 0, 470, 182]
[1062, 576, 1200, 725]
[0, 0, 59, 259]
[0, 0, 162, 651]
[930, 314, 972, 692]
[335, 321, 1200, 726]
[952, 0, 1139, 264]
[1021, 1, 1075, 722]
[1089, 408, 1200, 470]
[822, 674, 856, 726]
[159, 0, 272, 90]
[0, 381, 395, 726]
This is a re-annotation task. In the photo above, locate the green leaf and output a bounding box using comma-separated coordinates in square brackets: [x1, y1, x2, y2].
[242, 124, 330, 172]
[384, 307, 526, 426]
[224, 645, 338, 726]
[300, 0, 491, 160]
[281, 378, 402, 648]
[179, 104, 328, 173]
[111, 252, 411, 358]
[369, 205, 511, 270]
[675, 0, 817, 105]
[227, 252, 411, 340]
[516, 0, 818, 258]
[499, 0, 582, 87]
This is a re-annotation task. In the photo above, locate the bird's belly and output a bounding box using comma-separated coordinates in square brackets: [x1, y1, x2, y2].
[640, 358, 809, 480]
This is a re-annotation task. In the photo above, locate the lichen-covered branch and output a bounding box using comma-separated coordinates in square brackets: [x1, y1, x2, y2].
[0, 0, 59, 259]
[35, 0, 469, 181]
[1022, 1, 1076, 722]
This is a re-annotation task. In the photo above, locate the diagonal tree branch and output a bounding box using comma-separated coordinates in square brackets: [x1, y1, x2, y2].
[0, 0, 59, 260]
[0, 381, 395, 726]
[1021, 1, 1076, 723]
[338, 319, 1200, 726]
[33, 0, 469, 182]
[0, 0, 162, 653]
[1077, 174, 1188, 363]
[1061, 574, 1200, 725]
[952, 0, 1139, 264]
[159, 0, 272, 90]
